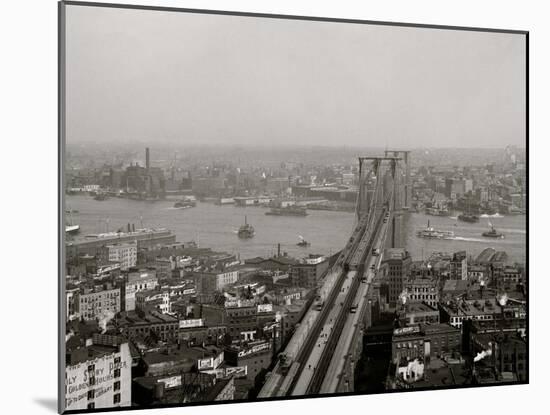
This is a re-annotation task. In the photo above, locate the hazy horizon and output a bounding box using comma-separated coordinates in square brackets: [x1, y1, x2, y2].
[65, 5, 526, 149]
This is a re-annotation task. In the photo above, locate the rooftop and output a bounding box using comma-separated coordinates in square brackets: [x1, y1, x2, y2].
[403, 302, 438, 314]
[121, 311, 178, 326]
[142, 346, 215, 367]
[383, 248, 410, 261]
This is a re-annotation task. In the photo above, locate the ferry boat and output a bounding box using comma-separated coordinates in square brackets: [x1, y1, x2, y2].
[238, 216, 255, 238]
[416, 221, 454, 239]
[482, 222, 504, 238]
[458, 213, 479, 223]
[458, 200, 479, 223]
[425, 207, 451, 216]
[265, 205, 308, 216]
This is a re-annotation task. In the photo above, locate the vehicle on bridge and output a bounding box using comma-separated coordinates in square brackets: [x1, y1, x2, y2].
[372, 248, 380, 256]
[350, 304, 358, 313]
[314, 300, 324, 311]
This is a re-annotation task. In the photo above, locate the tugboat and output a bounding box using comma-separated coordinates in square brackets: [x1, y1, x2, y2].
[297, 235, 310, 247]
[238, 216, 255, 238]
[416, 221, 454, 239]
[482, 222, 504, 238]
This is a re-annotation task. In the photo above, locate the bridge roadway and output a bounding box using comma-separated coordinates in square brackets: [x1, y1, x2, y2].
[302, 198, 391, 394]
[258, 268, 336, 397]
[291, 269, 357, 395]
[258, 214, 372, 398]
[319, 209, 391, 393]
[259, 162, 393, 398]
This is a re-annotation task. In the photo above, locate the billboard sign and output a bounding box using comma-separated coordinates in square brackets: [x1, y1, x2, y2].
[179, 318, 204, 329]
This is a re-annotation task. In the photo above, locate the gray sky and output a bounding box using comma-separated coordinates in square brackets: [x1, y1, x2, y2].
[65, 5, 526, 148]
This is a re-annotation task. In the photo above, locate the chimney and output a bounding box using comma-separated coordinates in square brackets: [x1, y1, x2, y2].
[146, 147, 150, 171]
[277, 243, 281, 257]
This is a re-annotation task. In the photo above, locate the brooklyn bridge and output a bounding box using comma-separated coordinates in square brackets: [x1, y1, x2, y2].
[259, 151, 411, 397]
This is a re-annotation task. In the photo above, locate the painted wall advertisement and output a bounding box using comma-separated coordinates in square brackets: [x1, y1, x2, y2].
[237, 341, 271, 358]
[179, 318, 204, 329]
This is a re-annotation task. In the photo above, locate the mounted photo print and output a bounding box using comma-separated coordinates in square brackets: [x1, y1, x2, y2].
[59, 1, 528, 413]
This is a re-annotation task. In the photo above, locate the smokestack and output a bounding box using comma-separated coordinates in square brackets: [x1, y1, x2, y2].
[146, 147, 150, 171]
[277, 243, 281, 257]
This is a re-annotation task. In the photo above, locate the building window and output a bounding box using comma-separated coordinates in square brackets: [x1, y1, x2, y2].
[87, 402, 95, 409]
[114, 368, 121, 378]
[87, 389, 95, 400]
[114, 381, 121, 391]
[113, 393, 121, 404]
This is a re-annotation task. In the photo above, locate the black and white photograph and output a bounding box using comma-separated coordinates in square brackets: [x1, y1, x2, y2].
[59, 1, 528, 412]
[58, 1, 528, 413]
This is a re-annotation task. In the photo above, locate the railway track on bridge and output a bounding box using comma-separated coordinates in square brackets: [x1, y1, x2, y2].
[259, 157, 401, 398]
[284, 213, 372, 395]
[305, 198, 390, 395]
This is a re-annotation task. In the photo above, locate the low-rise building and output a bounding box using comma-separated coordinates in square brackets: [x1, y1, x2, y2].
[79, 285, 121, 321]
[119, 310, 179, 342]
[65, 342, 132, 411]
[194, 269, 239, 294]
[225, 304, 276, 341]
[404, 276, 439, 308]
[391, 323, 461, 364]
[439, 298, 502, 328]
[135, 289, 171, 314]
[397, 302, 440, 326]
[224, 341, 273, 383]
[244, 256, 298, 273]
[100, 241, 137, 271]
[289, 255, 329, 289]
[124, 270, 159, 311]
[132, 372, 234, 405]
[467, 264, 487, 283]
[498, 265, 524, 290]
[471, 332, 527, 382]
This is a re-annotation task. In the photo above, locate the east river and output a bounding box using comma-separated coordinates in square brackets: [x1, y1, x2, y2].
[66, 195, 526, 264]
